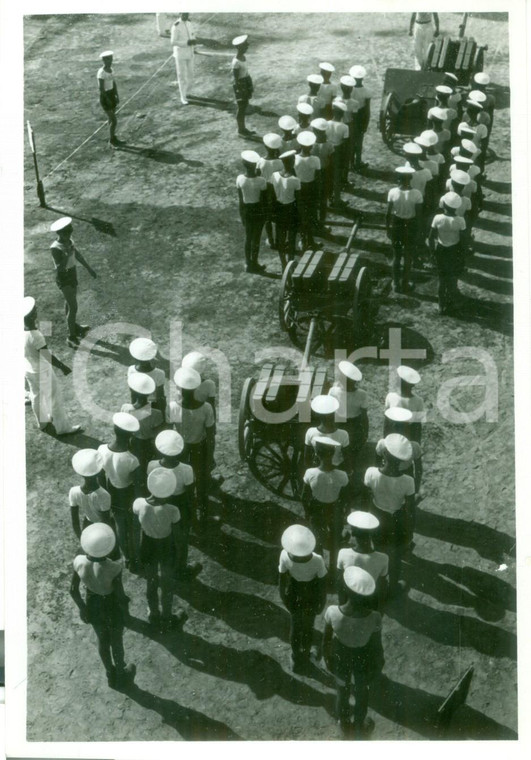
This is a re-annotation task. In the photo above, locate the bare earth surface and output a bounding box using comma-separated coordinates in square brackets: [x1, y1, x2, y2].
[23, 12, 516, 742]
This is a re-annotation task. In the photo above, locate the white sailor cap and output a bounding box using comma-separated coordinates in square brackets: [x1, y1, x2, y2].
[442, 191, 463, 210]
[384, 406, 413, 423]
[23, 296, 36, 317]
[319, 61, 335, 73]
[129, 337, 157, 361]
[99, 50, 114, 59]
[397, 365, 421, 384]
[313, 435, 341, 449]
[182, 350, 207, 374]
[307, 74, 324, 85]
[384, 433, 413, 462]
[404, 141, 422, 155]
[349, 65, 366, 79]
[459, 125, 477, 136]
[155, 429, 184, 457]
[311, 394, 339, 415]
[278, 115, 297, 131]
[112, 411, 140, 432]
[420, 129, 438, 146]
[435, 85, 453, 96]
[311, 118, 328, 132]
[297, 102, 314, 116]
[469, 89, 487, 104]
[81, 523, 116, 557]
[347, 511, 380, 531]
[429, 106, 447, 121]
[50, 216, 73, 232]
[297, 130, 316, 147]
[147, 467, 177, 499]
[414, 134, 432, 149]
[343, 565, 375, 596]
[232, 34, 248, 47]
[241, 149, 261, 164]
[332, 99, 347, 112]
[454, 155, 473, 166]
[174, 366, 201, 390]
[450, 169, 471, 186]
[444, 72, 459, 83]
[474, 72, 490, 86]
[338, 360, 362, 382]
[280, 149, 297, 161]
[72, 449, 104, 477]
[263, 132, 282, 149]
[395, 165, 415, 175]
[128, 372, 156, 395]
[281, 524, 316, 556]
[466, 99, 483, 110]
[340, 75, 355, 88]
[461, 138, 478, 154]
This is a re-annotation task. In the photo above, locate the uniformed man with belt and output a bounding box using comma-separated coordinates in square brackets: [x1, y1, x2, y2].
[171, 13, 198, 105]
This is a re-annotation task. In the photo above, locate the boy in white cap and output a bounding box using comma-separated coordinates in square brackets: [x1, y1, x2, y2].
[414, 133, 438, 181]
[364, 434, 415, 594]
[181, 351, 217, 414]
[379, 407, 422, 493]
[237, 150, 268, 273]
[337, 512, 388, 608]
[98, 51, 124, 148]
[444, 72, 461, 111]
[121, 373, 164, 477]
[445, 170, 472, 228]
[458, 101, 489, 170]
[128, 338, 166, 417]
[386, 166, 423, 293]
[349, 66, 371, 171]
[402, 142, 434, 240]
[293, 102, 314, 136]
[299, 74, 324, 118]
[311, 118, 334, 229]
[408, 12, 439, 70]
[24, 297, 82, 435]
[49, 217, 97, 348]
[294, 131, 321, 251]
[429, 86, 458, 133]
[318, 62, 337, 119]
[385, 365, 425, 444]
[271, 150, 301, 269]
[98, 412, 143, 569]
[231, 35, 254, 136]
[171, 13, 198, 106]
[70, 524, 134, 688]
[279, 524, 327, 673]
[471, 72, 495, 126]
[302, 436, 349, 573]
[327, 100, 349, 207]
[322, 566, 383, 736]
[148, 430, 200, 579]
[304, 395, 350, 470]
[69, 449, 113, 539]
[257, 133, 283, 250]
[133, 468, 187, 629]
[468, 90, 491, 131]
[429, 191, 468, 314]
[167, 367, 216, 522]
[328, 360, 369, 459]
[417, 129, 446, 191]
[338, 75, 360, 181]
[427, 108, 451, 159]
[278, 115, 297, 154]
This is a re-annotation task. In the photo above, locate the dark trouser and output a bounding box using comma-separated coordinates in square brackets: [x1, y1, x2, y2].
[100, 92, 118, 140]
[340, 416, 368, 459]
[334, 651, 370, 725]
[370, 503, 409, 592]
[320, 165, 333, 225]
[298, 181, 319, 250]
[274, 201, 298, 268]
[435, 241, 463, 311]
[170, 494, 193, 572]
[390, 217, 416, 289]
[130, 436, 154, 485]
[351, 125, 366, 170]
[108, 483, 138, 563]
[264, 185, 276, 248]
[183, 440, 210, 517]
[332, 143, 346, 205]
[284, 578, 320, 662]
[241, 203, 266, 268]
[234, 78, 252, 132]
[56, 268, 79, 339]
[140, 533, 175, 618]
[86, 590, 126, 677]
[304, 498, 344, 573]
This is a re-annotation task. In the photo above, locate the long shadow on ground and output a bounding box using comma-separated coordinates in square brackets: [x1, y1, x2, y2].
[115, 144, 205, 167]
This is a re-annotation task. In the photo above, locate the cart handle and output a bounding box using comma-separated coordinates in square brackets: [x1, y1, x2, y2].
[301, 317, 317, 371]
[344, 214, 363, 254]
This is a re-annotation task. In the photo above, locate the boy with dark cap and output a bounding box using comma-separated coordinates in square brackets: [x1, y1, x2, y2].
[237, 149, 268, 273]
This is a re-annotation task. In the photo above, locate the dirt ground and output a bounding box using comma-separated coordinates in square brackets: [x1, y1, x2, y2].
[23, 12, 516, 742]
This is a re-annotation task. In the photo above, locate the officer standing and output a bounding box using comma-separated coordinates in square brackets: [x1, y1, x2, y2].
[97, 51, 124, 148]
[409, 12, 439, 70]
[171, 13, 198, 105]
[231, 34, 254, 136]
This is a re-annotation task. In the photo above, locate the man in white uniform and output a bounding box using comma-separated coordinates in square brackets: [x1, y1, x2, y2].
[409, 12, 439, 70]
[171, 12, 198, 105]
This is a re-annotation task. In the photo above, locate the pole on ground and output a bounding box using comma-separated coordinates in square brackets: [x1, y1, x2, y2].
[27, 121, 46, 208]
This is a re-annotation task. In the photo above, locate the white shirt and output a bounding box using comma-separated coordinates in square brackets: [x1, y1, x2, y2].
[419, 158, 439, 178]
[328, 385, 368, 419]
[385, 391, 426, 423]
[446, 174, 477, 198]
[324, 606, 381, 648]
[24, 329, 46, 375]
[50, 238, 77, 270]
[278, 550, 327, 581]
[364, 467, 415, 513]
[69, 486, 111, 524]
[97, 445, 140, 489]
[458, 121, 488, 145]
[376, 438, 421, 471]
[351, 85, 372, 107]
[431, 213, 467, 247]
[231, 57, 249, 79]
[387, 187, 423, 219]
[167, 401, 215, 444]
[97, 67, 114, 91]
[171, 19, 195, 59]
[311, 140, 334, 168]
[326, 120, 349, 147]
[294, 154, 321, 183]
[257, 157, 283, 183]
[147, 460, 194, 495]
[305, 427, 349, 466]
[337, 547, 389, 580]
[298, 92, 324, 116]
[133, 498, 180, 539]
[127, 365, 165, 404]
[303, 467, 349, 504]
[443, 193, 471, 219]
[271, 173, 301, 205]
[236, 174, 267, 204]
[428, 105, 457, 131]
[319, 81, 337, 105]
[73, 555, 123, 596]
[410, 167, 432, 198]
[194, 378, 216, 404]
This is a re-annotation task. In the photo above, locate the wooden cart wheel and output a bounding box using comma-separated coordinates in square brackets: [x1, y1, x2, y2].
[249, 439, 303, 501]
[278, 259, 296, 332]
[238, 377, 256, 462]
[351, 267, 373, 347]
[379, 92, 396, 145]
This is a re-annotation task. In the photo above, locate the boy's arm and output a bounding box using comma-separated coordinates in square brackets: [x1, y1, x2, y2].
[70, 505, 81, 539]
[69, 571, 88, 622]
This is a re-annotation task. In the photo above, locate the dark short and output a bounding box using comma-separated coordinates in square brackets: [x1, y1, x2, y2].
[371, 503, 410, 548]
[242, 201, 266, 221]
[233, 75, 253, 103]
[100, 92, 117, 111]
[284, 577, 321, 616]
[85, 589, 123, 629]
[435, 242, 464, 276]
[56, 267, 78, 290]
[390, 216, 417, 248]
[140, 532, 175, 566]
[274, 200, 298, 228]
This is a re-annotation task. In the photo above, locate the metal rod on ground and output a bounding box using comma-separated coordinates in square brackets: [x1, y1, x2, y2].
[301, 318, 317, 371]
[27, 121, 46, 208]
[344, 213, 363, 253]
